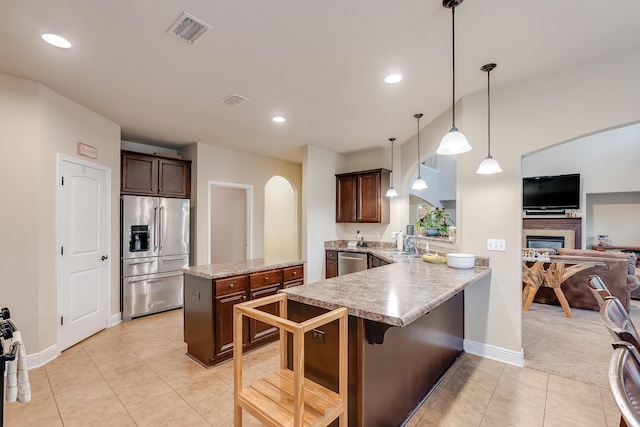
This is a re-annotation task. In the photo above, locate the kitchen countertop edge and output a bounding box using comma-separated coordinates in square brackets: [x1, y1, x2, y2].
[182, 258, 305, 280]
[282, 256, 491, 327]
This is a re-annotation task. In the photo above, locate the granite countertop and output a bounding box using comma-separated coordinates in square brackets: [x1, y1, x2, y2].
[282, 257, 490, 327]
[182, 257, 305, 280]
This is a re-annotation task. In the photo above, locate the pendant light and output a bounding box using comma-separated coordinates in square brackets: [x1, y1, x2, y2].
[386, 137, 399, 197]
[411, 114, 428, 190]
[437, 0, 472, 156]
[477, 63, 503, 174]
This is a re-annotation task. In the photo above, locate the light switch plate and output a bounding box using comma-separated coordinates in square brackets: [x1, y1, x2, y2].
[487, 239, 506, 251]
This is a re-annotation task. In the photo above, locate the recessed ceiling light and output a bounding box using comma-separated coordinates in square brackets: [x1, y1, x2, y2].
[42, 34, 72, 49]
[272, 116, 286, 123]
[384, 74, 402, 84]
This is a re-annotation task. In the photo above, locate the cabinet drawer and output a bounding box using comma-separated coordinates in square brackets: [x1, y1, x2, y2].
[250, 269, 283, 289]
[326, 250, 338, 260]
[283, 265, 304, 282]
[284, 279, 304, 288]
[215, 275, 248, 296]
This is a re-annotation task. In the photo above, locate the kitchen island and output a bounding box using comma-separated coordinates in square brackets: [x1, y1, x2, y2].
[182, 258, 305, 367]
[281, 256, 490, 426]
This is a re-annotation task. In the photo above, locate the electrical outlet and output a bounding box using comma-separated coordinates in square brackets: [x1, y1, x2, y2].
[487, 238, 506, 251]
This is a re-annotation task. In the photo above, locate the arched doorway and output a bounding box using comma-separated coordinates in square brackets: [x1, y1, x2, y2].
[264, 176, 298, 259]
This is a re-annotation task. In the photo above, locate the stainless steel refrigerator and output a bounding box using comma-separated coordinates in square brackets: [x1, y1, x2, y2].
[121, 195, 190, 321]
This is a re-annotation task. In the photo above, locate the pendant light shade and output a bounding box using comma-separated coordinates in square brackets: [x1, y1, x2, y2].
[411, 114, 428, 190]
[386, 137, 399, 197]
[476, 63, 503, 175]
[437, 0, 472, 156]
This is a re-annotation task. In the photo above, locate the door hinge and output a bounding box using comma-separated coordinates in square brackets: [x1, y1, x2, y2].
[61, 176, 64, 186]
[60, 316, 64, 326]
[61, 246, 64, 255]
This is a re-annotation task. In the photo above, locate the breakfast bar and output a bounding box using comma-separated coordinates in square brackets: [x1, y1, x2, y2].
[281, 257, 490, 426]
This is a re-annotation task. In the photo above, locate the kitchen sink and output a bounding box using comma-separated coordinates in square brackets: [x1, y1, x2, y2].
[378, 251, 421, 259]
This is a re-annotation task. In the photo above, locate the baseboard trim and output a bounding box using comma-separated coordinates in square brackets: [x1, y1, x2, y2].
[24, 313, 122, 370]
[109, 312, 122, 328]
[26, 344, 58, 370]
[464, 339, 524, 367]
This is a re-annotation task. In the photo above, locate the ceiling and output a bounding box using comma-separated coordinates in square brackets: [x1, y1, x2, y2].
[2, 1, 640, 163]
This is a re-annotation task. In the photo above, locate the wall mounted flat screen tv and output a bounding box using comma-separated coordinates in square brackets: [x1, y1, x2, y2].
[522, 173, 580, 210]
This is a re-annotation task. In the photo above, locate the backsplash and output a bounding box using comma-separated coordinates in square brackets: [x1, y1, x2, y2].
[324, 240, 490, 267]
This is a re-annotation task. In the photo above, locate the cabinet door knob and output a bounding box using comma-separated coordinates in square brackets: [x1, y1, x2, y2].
[293, 271, 297, 275]
[265, 277, 268, 281]
[229, 283, 234, 288]
[242, 295, 247, 301]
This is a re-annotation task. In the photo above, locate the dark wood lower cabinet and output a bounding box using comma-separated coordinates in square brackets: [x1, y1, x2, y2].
[287, 291, 464, 427]
[184, 264, 304, 367]
[249, 283, 282, 345]
[326, 250, 338, 278]
[214, 290, 248, 357]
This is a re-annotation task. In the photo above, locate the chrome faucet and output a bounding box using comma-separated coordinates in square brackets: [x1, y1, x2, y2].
[405, 236, 418, 255]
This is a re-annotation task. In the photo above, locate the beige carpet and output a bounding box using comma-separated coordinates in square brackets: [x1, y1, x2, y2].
[522, 301, 640, 389]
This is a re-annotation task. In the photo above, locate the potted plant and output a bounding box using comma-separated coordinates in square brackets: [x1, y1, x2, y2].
[416, 208, 452, 237]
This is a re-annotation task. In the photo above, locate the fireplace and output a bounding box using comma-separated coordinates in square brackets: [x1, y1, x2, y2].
[526, 236, 565, 251]
[522, 217, 582, 250]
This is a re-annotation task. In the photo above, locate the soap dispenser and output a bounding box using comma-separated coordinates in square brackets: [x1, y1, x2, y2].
[356, 230, 361, 244]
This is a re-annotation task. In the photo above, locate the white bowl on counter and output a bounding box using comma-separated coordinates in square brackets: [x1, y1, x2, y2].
[446, 253, 475, 269]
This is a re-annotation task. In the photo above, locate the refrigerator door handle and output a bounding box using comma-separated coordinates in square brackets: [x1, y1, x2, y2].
[127, 259, 155, 265]
[158, 206, 164, 250]
[162, 255, 187, 262]
[153, 206, 157, 251]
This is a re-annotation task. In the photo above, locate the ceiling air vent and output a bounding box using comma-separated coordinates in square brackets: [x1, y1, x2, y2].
[167, 12, 212, 44]
[220, 93, 249, 106]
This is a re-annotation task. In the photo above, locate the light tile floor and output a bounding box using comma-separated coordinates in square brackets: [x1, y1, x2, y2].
[4, 309, 622, 426]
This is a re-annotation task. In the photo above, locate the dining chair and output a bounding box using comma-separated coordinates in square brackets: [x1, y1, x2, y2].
[609, 341, 640, 427]
[588, 274, 613, 309]
[600, 296, 640, 352]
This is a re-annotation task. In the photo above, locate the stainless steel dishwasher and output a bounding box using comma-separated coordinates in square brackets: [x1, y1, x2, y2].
[338, 252, 368, 275]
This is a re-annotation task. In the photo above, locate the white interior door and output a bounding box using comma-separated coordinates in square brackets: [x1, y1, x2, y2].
[58, 156, 110, 351]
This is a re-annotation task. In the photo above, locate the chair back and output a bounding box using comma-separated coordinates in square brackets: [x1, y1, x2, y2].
[588, 274, 613, 309]
[609, 341, 640, 427]
[600, 297, 640, 351]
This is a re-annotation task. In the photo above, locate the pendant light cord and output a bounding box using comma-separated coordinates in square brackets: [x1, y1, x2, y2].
[487, 68, 491, 156]
[451, 4, 456, 128]
[416, 116, 422, 178]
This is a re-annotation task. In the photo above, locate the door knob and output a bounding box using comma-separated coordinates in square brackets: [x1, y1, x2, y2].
[101, 255, 109, 261]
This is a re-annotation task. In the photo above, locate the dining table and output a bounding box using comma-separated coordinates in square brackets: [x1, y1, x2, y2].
[522, 254, 606, 318]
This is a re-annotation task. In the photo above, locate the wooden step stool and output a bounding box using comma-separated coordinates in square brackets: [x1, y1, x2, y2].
[233, 293, 347, 426]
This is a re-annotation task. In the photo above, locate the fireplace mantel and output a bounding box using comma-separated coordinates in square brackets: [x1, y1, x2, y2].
[522, 218, 582, 249]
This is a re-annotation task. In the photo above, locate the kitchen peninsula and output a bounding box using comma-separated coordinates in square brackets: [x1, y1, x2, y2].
[282, 256, 490, 426]
[182, 258, 305, 367]
[182, 253, 490, 426]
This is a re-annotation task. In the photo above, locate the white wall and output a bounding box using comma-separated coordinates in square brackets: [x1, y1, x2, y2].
[192, 142, 302, 267]
[586, 192, 640, 247]
[0, 72, 121, 355]
[303, 145, 344, 283]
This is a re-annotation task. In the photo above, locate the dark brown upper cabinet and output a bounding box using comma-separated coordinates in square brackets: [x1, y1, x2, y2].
[336, 169, 390, 223]
[121, 150, 191, 198]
